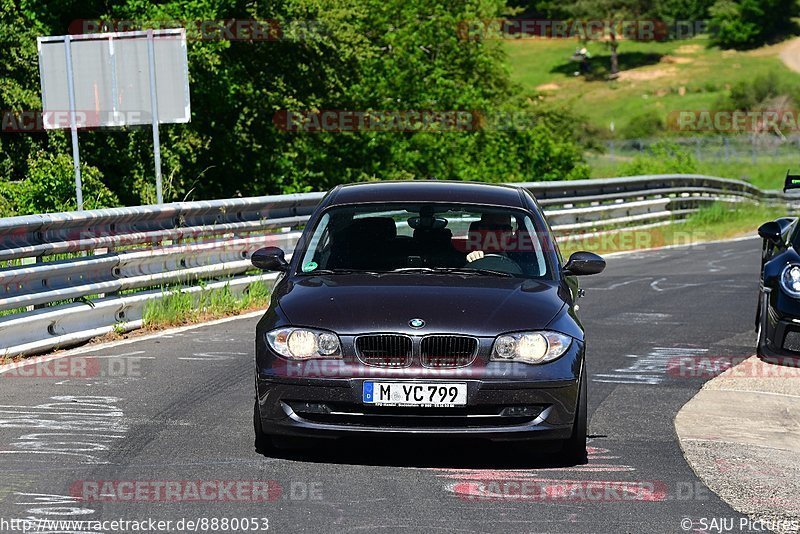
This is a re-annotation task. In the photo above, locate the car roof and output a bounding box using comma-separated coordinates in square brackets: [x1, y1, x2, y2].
[327, 181, 527, 208]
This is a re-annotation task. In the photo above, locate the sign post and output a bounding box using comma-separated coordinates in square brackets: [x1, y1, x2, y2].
[63, 34, 83, 210]
[38, 28, 191, 208]
[146, 29, 163, 204]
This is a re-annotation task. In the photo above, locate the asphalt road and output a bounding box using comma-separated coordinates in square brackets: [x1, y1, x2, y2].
[0, 238, 766, 534]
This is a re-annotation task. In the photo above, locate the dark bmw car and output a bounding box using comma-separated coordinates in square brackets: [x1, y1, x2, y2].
[251, 181, 605, 463]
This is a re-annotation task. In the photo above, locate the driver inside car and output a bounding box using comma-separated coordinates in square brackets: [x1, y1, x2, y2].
[465, 213, 514, 263]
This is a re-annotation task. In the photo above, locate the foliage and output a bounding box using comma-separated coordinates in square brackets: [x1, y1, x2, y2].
[566, 0, 655, 76]
[0, 0, 590, 213]
[620, 110, 665, 138]
[505, 0, 572, 18]
[0, 179, 15, 215]
[11, 152, 119, 213]
[652, 0, 716, 20]
[620, 141, 698, 175]
[716, 70, 796, 112]
[709, 0, 800, 49]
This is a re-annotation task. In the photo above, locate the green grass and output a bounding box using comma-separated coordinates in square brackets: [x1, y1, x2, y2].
[505, 36, 800, 135]
[587, 156, 799, 190]
[142, 281, 271, 329]
[559, 201, 784, 257]
[695, 162, 798, 190]
[686, 200, 783, 229]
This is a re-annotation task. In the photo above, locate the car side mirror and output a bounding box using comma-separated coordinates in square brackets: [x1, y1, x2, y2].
[251, 247, 289, 272]
[758, 221, 783, 247]
[563, 251, 606, 276]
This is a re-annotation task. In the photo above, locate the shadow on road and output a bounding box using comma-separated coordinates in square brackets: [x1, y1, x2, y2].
[255, 435, 602, 470]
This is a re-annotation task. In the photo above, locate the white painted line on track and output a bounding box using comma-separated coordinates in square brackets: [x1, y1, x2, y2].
[0, 309, 266, 376]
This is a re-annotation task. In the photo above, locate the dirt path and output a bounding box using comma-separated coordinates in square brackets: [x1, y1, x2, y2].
[779, 37, 800, 72]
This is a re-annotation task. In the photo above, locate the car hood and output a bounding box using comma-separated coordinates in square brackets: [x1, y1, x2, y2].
[274, 273, 569, 337]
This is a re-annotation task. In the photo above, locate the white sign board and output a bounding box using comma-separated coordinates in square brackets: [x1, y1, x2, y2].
[37, 28, 191, 207]
[38, 29, 191, 129]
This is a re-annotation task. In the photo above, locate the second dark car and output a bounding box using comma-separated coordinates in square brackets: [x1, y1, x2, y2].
[251, 181, 605, 464]
[755, 173, 800, 361]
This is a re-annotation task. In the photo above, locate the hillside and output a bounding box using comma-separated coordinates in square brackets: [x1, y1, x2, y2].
[506, 36, 800, 132]
[504, 36, 800, 188]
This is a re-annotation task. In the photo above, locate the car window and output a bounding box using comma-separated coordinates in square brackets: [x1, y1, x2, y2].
[298, 203, 551, 278]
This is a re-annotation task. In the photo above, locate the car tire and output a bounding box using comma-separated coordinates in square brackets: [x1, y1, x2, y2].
[253, 400, 273, 453]
[756, 293, 768, 359]
[561, 368, 588, 465]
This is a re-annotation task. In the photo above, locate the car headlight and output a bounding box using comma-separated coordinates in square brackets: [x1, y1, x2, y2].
[781, 265, 800, 298]
[266, 327, 342, 360]
[491, 331, 572, 364]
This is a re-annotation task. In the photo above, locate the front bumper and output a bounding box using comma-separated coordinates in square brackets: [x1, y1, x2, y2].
[255, 342, 583, 441]
[761, 304, 800, 361]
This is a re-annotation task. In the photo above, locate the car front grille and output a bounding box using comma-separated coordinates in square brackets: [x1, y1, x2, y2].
[356, 334, 413, 367]
[421, 335, 478, 367]
[783, 330, 800, 352]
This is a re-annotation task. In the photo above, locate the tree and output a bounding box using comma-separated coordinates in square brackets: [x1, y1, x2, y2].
[0, 0, 590, 215]
[652, 0, 715, 21]
[709, 0, 800, 49]
[567, 0, 656, 78]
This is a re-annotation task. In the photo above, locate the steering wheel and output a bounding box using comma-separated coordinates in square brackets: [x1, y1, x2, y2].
[468, 254, 523, 275]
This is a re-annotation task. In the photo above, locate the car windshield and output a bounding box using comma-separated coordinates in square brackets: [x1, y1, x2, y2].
[297, 203, 552, 278]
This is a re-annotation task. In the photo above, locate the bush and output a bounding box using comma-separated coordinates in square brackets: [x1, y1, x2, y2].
[653, 0, 716, 20]
[709, 0, 800, 49]
[620, 141, 699, 176]
[13, 152, 119, 214]
[620, 111, 666, 139]
[725, 71, 784, 110]
[0, 181, 16, 217]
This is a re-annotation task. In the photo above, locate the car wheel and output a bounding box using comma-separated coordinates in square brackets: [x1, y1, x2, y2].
[253, 400, 273, 453]
[561, 368, 588, 465]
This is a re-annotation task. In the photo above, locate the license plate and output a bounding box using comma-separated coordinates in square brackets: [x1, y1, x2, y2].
[362, 382, 467, 407]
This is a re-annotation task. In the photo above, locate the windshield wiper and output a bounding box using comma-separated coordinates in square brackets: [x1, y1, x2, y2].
[303, 267, 515, 277]
[390, 267, 514, 277]
[298, 268, 383, 275]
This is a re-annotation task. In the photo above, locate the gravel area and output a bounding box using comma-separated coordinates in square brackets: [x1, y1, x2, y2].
[676, 356, 800, 534]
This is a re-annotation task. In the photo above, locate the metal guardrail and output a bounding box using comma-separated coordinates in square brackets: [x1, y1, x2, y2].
[0, 175, 792, 357]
